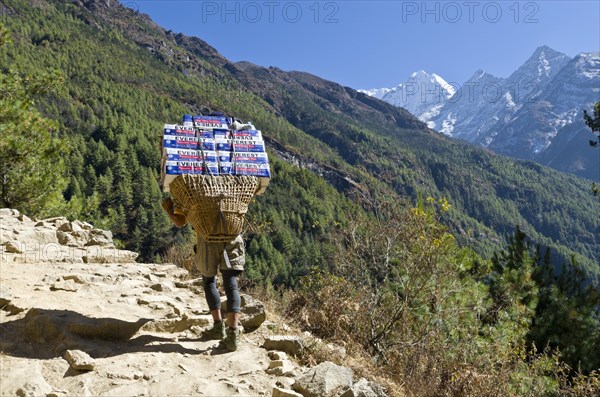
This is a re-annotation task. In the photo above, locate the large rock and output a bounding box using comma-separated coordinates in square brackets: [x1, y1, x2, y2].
[26, 228, 60, 245]
[268, 351, 288, 361]
[340, 378, 388, 397]
[55, 230, 72, 246]
[85, 229, 114, 247]
[64, 349, 95, 371]
[43, 216, 67, 224]
[56, 230, 88, 247]
[1, 209, 140, 263]
[263, 336, 304, 356]
[80, 221, 94, 230]
[141, 316, 210, 333]
[293, 361, 353, 397]
[58, 221, 83, 234]
[0, 208, 19, 217]
[0, 285, 23, 315]
[240, 297, 266, 330]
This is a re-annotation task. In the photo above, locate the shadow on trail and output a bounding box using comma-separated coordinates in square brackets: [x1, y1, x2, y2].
[0, 308, 211, 359]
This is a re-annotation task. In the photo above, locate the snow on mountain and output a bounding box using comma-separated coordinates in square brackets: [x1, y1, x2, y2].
[359, 46, 599, 180]
[359, 71, 455, 127]
[431, 69, 506, 140]
[539, 52, 599, 112]
[431, 46, 572, 146]
[487, 52, 600, 173]
[504, 45, 571, 94]
[432, 73, 457, 97]
[357, 87, 391, 99]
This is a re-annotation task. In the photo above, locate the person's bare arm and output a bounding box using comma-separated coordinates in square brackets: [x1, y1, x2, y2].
[162, 198, 187, 227]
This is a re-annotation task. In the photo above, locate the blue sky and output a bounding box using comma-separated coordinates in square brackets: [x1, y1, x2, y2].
[127, 1, 600, 89]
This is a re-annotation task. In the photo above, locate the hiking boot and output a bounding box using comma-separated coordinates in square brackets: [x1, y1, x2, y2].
[222, 327, 241, 351]
[203, 321, 226, 340]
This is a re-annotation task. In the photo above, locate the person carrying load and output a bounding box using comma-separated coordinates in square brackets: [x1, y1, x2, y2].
[160, 113, 270, 352]
[162, 196, 245, 351]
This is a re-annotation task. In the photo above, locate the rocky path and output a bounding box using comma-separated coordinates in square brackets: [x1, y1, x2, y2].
[1, 258, 282, 396]
[0, 209, 388, 397]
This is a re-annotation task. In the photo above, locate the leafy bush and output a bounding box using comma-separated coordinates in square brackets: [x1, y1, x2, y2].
[282, 196, 600, 396]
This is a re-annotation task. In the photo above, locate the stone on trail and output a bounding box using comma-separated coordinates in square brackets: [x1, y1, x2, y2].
[64, 349, 96, 371]
[293, 361, 353, 397]
[50, 280, 79, 292]
[263, 335, 304, 356]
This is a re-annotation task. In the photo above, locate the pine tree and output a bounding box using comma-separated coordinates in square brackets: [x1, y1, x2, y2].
[0, 24, 68, 216]
[583, 102, 600, 199]
[530, 253, 600, 373]
[584, 102, 600, 148]
[487, 226, 539, 345]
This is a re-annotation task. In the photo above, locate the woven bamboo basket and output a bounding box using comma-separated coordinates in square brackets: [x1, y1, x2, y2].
[169, 174, 260, 242]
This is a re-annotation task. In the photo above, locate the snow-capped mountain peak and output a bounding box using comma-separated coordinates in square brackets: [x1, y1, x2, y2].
[506, 45, 570, 89]
[410, 70, 429, 78]
[360, 70, 456, 123]
[465, 69, 499, 83]
[432, 73, 457, 97]
[357, 46, 598, 180]
[357, 87, 391, 99]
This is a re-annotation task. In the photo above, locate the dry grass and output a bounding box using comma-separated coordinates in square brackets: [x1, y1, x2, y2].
[272, 272, 600, 397]
[161, 240, 198, 278]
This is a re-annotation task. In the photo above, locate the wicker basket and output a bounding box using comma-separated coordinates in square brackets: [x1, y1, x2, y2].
[169, 174, 260, 242]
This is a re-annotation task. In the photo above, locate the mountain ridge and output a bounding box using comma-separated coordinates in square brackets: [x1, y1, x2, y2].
[361, 47, 599, 180]
[1, 0, 598, 275]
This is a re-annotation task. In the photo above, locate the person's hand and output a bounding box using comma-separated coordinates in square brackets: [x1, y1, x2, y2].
[162, 197, 174, 214]
[162, 197, 187, 227]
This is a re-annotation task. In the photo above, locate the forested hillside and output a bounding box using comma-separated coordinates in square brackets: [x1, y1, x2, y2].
[2, 0, 600, 394]
[0, 0, 597, 277]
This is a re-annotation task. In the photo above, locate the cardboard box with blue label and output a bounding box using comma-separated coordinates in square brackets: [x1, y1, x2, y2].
[161, 114, 271, 195]
[197, 130, 214, 139]
[164, 125, 196, 137]
[219, 163, 271, 178]
[163, 135, 199, 150]
[232, 152, 269, 164]
[199, 139, 216, 151]
[232, 129, 262, 139]
[165, 148, 201, 162]
[234, 163, 271, 178]
[232, 139, 266, 153]
[213, 128, 230, 139]
[164, 149, 217, 163]
[165, 161, 219, 176]
[193, 115, 229, 130]
[215, 139, 232, 152]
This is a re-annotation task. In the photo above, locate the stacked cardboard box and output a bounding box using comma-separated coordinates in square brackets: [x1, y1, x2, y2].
[160, 114, 271, 194]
